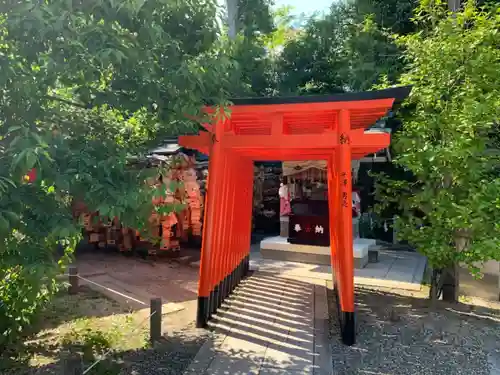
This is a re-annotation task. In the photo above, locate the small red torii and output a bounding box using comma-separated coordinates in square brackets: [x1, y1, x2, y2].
[179, 86, 411, 345]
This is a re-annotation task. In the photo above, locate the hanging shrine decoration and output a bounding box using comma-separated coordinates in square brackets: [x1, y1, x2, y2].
[281, 160, 362, 218]
[278, 183, 291, 216]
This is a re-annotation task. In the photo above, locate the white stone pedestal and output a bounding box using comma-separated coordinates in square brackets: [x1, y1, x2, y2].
[260, 236, 376, 268]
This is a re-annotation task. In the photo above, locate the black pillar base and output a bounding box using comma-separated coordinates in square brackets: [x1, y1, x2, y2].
[237, 261, 242, 285]
[235, 262, 240, 285]
[228, 273, 233, 295]
[223, 275, 230, 300]
[211, 285, 219, 314]
[229, 268, 235, 292]
[196, 296, 210, 328]
[217, 280, 224, 308]
[244, 255, 250, 276]
[208, 290, 214, 319]
[339, 311, 356, 346]
[333, 284, 356, 346]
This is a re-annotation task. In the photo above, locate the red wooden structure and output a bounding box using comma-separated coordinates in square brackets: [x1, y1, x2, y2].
[179, 87, 411, 345]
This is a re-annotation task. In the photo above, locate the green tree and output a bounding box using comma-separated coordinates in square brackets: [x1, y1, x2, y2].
[375, 0, 500, 301]
[350, 0, 416, 34]
[0, 0, 231, 361]
[223, 0, 283, 97]
[278, 3, 349, 95]
[237, 0, 275, 38]
[277, 0, 418, 95]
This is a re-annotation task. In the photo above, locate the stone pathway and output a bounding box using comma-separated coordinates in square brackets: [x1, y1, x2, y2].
[250, 249, 426, 291]
[183, 271, 332, 375]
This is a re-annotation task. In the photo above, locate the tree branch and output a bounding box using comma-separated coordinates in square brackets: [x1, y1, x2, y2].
[45, 95, 90, 110]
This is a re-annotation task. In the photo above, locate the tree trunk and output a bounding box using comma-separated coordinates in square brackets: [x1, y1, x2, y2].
[448, 0, 461, 12]
[441, 263, 459, 302]
[226, 0, 238, 40]
[440, 228, 471, 303]
[429, 265, 459, 303]
[429, 269, 439, 301]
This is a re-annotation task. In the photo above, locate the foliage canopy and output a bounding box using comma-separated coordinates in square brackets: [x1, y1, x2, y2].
[0, 0, 232, 358]
[375, 0, 500, 275]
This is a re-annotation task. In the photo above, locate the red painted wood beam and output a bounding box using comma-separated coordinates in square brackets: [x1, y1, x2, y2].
[227, 98, 394, 115]
[350, 131, 390, 148]
[178, 132, 211, 152]
[220, 133, 338, 149]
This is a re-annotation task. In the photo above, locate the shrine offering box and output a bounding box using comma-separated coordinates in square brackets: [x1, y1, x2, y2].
[288, 200, 329, 247]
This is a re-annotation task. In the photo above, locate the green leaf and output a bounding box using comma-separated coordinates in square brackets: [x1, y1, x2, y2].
[59, 227, 70, 238]
[0, 177, 16, 189]
[3, 211, 20, 225]
[25, 150, 38, 170]
[0, 214, 10, 233]
[11, 150, 28, 171]
[7, 126, 23, 134]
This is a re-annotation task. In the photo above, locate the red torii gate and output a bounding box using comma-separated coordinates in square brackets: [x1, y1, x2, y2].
[179, 87, 411, 345]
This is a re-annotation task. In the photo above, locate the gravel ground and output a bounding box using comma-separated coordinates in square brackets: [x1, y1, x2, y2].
[3, 295, 208, 375]
[118, 328, 210, 375]
[328, 288, 500, 375]
[8, 326, 210, 375]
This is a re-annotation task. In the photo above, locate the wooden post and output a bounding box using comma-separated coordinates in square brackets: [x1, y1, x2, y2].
[68, 266, 79, 295]
[150, 298, 162, 343]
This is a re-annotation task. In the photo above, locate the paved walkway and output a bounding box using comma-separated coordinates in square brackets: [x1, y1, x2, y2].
[250, 249, 427, 291]
[183, 271, 332, 375]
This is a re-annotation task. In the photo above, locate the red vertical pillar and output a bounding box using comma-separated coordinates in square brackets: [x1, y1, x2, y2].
[241, 158, 254, 276]
[336, 109, 355, 345]
[232, 155, 242, 289]
[210, 152, 229, 315]
[218, 154, 233, 306]
[233, 157, 250, 289]
[196, 124, 224, 327]
[226, 153, 238, 295]
[327, 153, 340, 291]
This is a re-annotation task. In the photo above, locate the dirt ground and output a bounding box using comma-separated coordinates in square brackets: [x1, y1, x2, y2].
[74, 248, 202, 307]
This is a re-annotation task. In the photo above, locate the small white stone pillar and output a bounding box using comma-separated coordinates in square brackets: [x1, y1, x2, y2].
[280, 216, 289, 238]
[353, 217, 360, 240]
[351, 160, 361, 184]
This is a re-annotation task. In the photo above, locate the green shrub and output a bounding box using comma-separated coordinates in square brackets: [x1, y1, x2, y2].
[0, 266, 59, 362]
[62, 328, 113, 362]
[0, 236, 74, 367]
